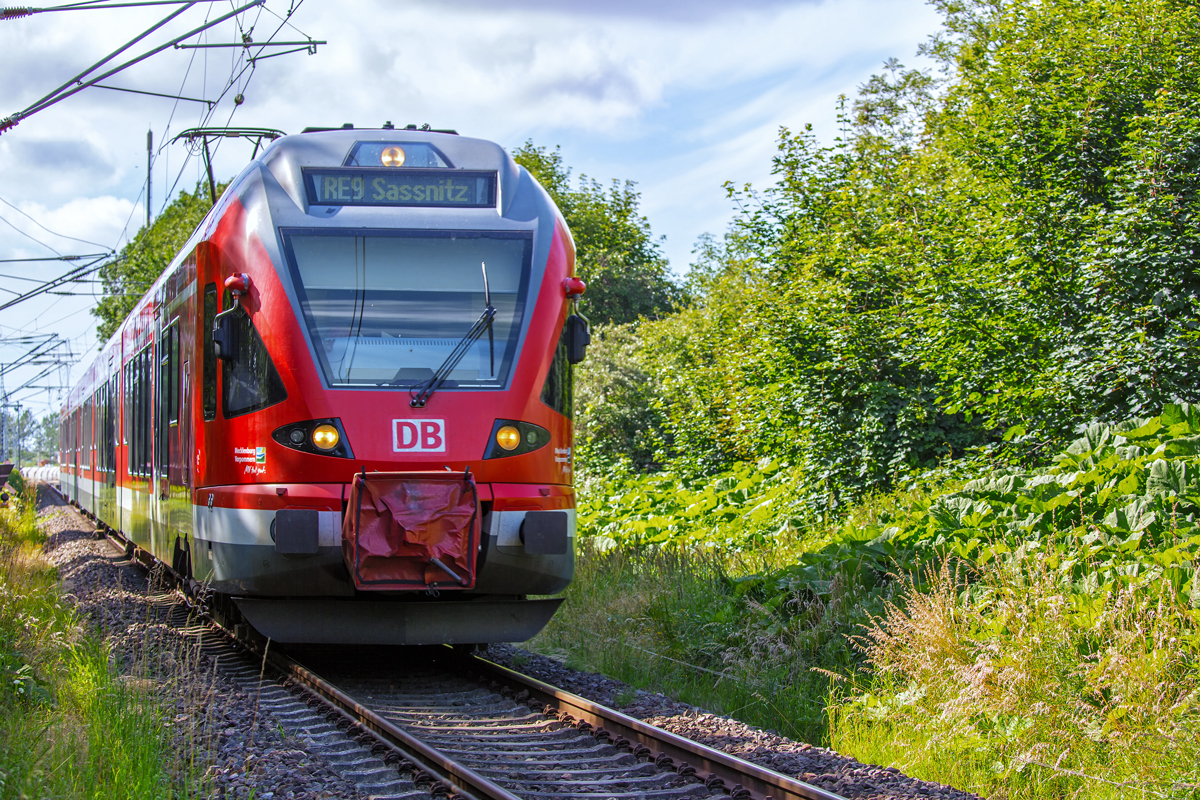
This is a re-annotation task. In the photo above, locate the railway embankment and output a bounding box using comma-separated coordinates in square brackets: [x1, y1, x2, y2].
[6, 481, 988, 800]
[2, 484, 367, 799]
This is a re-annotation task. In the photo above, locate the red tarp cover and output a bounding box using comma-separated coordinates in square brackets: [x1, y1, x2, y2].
[342, 472, 479, 591]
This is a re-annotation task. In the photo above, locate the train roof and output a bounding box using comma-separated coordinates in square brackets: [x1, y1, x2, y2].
[67, 127, 567, 410]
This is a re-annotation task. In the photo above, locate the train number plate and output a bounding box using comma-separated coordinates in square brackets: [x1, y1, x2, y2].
[392, 419, 446, 453]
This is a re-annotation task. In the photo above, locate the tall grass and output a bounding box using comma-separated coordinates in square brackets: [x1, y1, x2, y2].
[0, 484, 189, 799]
[831, 557, 1200, 799]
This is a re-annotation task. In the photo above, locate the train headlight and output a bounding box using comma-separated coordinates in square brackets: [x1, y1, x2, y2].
[312, 424, 340, 451]
[495, 425, 521, 451]
[381, 146, 406, 167]
[483, 419, 551, 459]
[272, 419, 354, 459]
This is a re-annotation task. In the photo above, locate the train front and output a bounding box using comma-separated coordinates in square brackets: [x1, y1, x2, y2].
[193, 128, 586, 645]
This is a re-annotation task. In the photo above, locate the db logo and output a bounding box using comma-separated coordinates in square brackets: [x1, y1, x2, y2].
[392, 419, 446, 453]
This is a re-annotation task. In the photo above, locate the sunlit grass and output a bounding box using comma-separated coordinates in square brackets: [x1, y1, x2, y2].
[0, 485, 197, 799]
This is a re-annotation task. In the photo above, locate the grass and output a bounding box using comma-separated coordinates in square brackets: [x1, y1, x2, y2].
[0, 481, 194, 799]
[831, 558, 1200, 799]
[531, 544, 858, 741]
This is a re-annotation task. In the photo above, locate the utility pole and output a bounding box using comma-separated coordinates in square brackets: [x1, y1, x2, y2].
[0, 366, 7, 464]
[147, 128, 153, 228]
[14, 403, 20, 469]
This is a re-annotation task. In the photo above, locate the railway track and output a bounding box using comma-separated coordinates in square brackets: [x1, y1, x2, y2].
[61, 486, 848, 800]
[267, 646, 847, 800]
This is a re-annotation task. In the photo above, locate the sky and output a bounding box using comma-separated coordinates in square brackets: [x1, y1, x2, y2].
[0, 0, 942, 424]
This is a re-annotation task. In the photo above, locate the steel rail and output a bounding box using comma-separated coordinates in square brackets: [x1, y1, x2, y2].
[266, 649, 523, 800]
[467, 654, 848, 800]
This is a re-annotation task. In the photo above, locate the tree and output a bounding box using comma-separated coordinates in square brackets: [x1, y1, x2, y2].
[93, 184, 223, 343]
[34, 412, 59, 462]
[582, 0, 1200, 515]
[511, 142, 679, 325]
[0, 407, 37, 465]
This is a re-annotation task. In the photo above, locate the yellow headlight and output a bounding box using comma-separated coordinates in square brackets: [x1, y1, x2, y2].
[312, 424, 340, 451]
[495, 425, 521, 451]
[381, 146, 405, 167]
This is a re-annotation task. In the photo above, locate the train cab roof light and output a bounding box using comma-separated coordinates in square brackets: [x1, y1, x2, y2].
[381, 146, 405, 167]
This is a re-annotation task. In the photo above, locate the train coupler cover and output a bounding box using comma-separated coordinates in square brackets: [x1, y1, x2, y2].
[342, 470, 480, 591]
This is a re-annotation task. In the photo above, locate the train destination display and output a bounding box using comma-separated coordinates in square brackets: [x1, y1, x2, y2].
[303, 168, 497, 208]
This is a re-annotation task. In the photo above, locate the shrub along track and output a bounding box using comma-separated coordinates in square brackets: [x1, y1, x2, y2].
[42, 481, 980, 800]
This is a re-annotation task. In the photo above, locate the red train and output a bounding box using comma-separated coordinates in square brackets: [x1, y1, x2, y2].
[59, 126, 588, 645]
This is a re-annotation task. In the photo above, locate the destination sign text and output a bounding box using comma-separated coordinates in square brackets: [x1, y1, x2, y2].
[303, 168, 497, 208]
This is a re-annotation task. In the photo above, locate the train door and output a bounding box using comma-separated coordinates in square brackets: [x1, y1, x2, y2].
[127, 344, 152, 550]
[152, 319, 177, 558]
[82, 393, 93, 514]
[119, 358, 128, 535]
[71, 408, 78, 503]
[106, 375, 117, 526]
[191, 280, 218, 582]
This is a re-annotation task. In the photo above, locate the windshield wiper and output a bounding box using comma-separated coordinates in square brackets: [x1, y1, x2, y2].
[409, 262, 495, 408]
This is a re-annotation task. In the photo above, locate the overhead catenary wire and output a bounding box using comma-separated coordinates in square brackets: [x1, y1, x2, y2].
[0, 0, 264, 133]
[0, 255, 113, 313]
[2, 0, 224, 17]
[0, 196, 111, 250]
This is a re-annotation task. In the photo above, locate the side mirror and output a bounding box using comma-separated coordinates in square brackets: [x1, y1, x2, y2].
[212, 313, 239, 361]
[566, 313, 590, 364]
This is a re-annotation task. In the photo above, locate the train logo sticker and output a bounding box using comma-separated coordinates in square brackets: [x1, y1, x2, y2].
[393, 419, 446, 453]
[234, 446, 266, 475]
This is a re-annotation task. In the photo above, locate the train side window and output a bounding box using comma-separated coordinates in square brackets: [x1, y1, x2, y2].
[203, 283, 217, 421]
[168, 325, 180, 426]
[221, 305, 287, 419]
[82, 395, 92, 467]
[539, 323, 573, 419]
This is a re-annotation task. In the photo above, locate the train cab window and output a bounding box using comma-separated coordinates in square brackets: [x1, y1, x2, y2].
[203, 283, 217, 420]
[221, 301, 287, 418]
[283, 230, 531, 389]
[540, 323, 573, 419]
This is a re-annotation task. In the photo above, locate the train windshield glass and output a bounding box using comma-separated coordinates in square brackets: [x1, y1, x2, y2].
[283, 230, 531, 389]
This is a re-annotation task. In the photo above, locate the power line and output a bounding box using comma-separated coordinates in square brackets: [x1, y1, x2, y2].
[0, 255, 113, 313]
[0, 253, 110, 264]
[0, 195, 112, 250]
[2, 0, 224, 17]
[1, 0, 264, 134]
[0, 212, 61, 255]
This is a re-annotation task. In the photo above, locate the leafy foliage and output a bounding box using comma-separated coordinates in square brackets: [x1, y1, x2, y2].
[93, 184, 221, 344]
[585, 0, 1200, 517]
[511, 142, 679, 325]
[563, 404, 1200, 794]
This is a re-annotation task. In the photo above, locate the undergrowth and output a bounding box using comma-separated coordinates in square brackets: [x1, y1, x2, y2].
[533, 404, 1200, 799]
